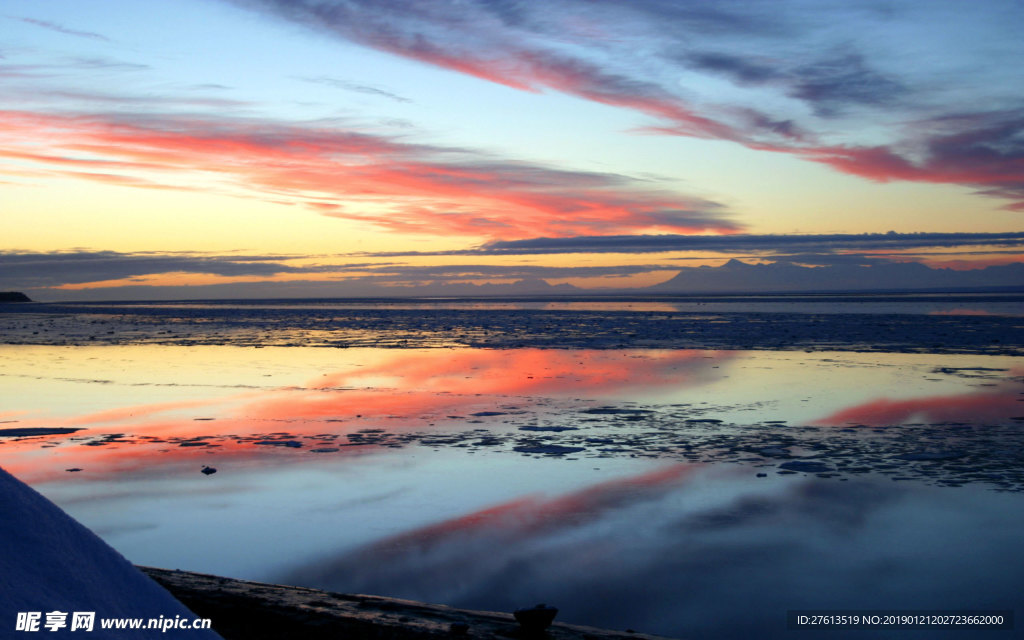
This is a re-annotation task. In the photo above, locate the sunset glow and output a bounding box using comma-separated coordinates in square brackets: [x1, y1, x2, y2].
[3, 1, 1023, 299]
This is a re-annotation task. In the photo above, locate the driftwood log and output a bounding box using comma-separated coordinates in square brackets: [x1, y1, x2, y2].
[140, 567, 677, 640]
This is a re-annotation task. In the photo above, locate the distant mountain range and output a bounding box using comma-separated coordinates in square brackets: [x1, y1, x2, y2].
[26, 278, 580, 302]
[647, 259, 1024, 294]
[23, 261, 1024, 301]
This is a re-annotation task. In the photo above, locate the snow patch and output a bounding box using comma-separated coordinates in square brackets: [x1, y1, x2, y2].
[0, 467, 221, 638]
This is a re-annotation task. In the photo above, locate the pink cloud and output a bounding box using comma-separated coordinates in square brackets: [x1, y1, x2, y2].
[0, 109, 738, 239]
[772, 114, 1024, 210]
[918, 256, 1024, 270]
[236, 1, 1024, 210]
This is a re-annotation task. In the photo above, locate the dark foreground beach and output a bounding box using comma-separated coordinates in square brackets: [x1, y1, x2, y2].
[141, 566, 671, 640]
[2, 295, 1023, 639]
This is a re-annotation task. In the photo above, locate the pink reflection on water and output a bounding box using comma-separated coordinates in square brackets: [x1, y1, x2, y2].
[65, 396, 244, 426]
[3, 349, 732, 481]
[383, 464, 696, 546]
[814, 392, 1021, 425]
[813, 378, 1024, 426]
[312, 348, 729, 395]
[235, 349, 732, 428]
[285, 463, 698, 590]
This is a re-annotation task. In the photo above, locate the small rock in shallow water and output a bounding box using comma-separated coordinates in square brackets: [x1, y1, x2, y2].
[513, 445, 586, 456]
[518, 426, 577, 432]
[779, 460, 833, 473]
[895, 450, 964, 461]
[201, 466, 216, 475]
[513, 604, 558, 633]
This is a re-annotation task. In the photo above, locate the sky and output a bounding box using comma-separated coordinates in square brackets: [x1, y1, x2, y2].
[2, 0, 1023, 299]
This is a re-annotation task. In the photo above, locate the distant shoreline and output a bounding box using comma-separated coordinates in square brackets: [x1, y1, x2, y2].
[0, 291, 31, 303]
[17, 288, 1024, 305]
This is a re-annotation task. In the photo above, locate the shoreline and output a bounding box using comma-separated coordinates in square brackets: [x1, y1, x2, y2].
[140, 566, 676, 640]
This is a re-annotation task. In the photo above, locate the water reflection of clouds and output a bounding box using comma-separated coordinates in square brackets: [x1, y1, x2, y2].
[6, 348, 1024, 494]
[284, 468, 1024, 640]
[285, 464, 702, 604]
[313, 348, 732, 398]
[7, 348, 1023, 489]
[2, 349, 734, 481]
[814, 373, 1024, 426]
[65, 396, 242, 426]
[817, 390, 1022, 426]
[6, 344, 1024, 639]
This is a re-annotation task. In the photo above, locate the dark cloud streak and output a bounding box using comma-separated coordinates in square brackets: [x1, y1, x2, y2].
[687, 49, 905, 117]
[14, 17, 111, 42]
[296, 75, 412, 103]
[473, 231, 1024, 256]
[230, 0, 1024, 209]
[0, 249, 671, 290]
[0, 251, 345, 287]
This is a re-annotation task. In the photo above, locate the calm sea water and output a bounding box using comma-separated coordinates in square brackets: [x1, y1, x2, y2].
[3, 293, 1023, 352]
[1, 297, 1022, 638]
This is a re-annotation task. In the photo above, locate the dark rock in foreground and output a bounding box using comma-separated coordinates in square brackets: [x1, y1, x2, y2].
[141, 567, 675, 640]
[514, 604, 559, 633]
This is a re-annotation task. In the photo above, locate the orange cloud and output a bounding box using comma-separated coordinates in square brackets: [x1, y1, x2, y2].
[917, 256, 1024, 270]
[0, 110, 738, 240]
